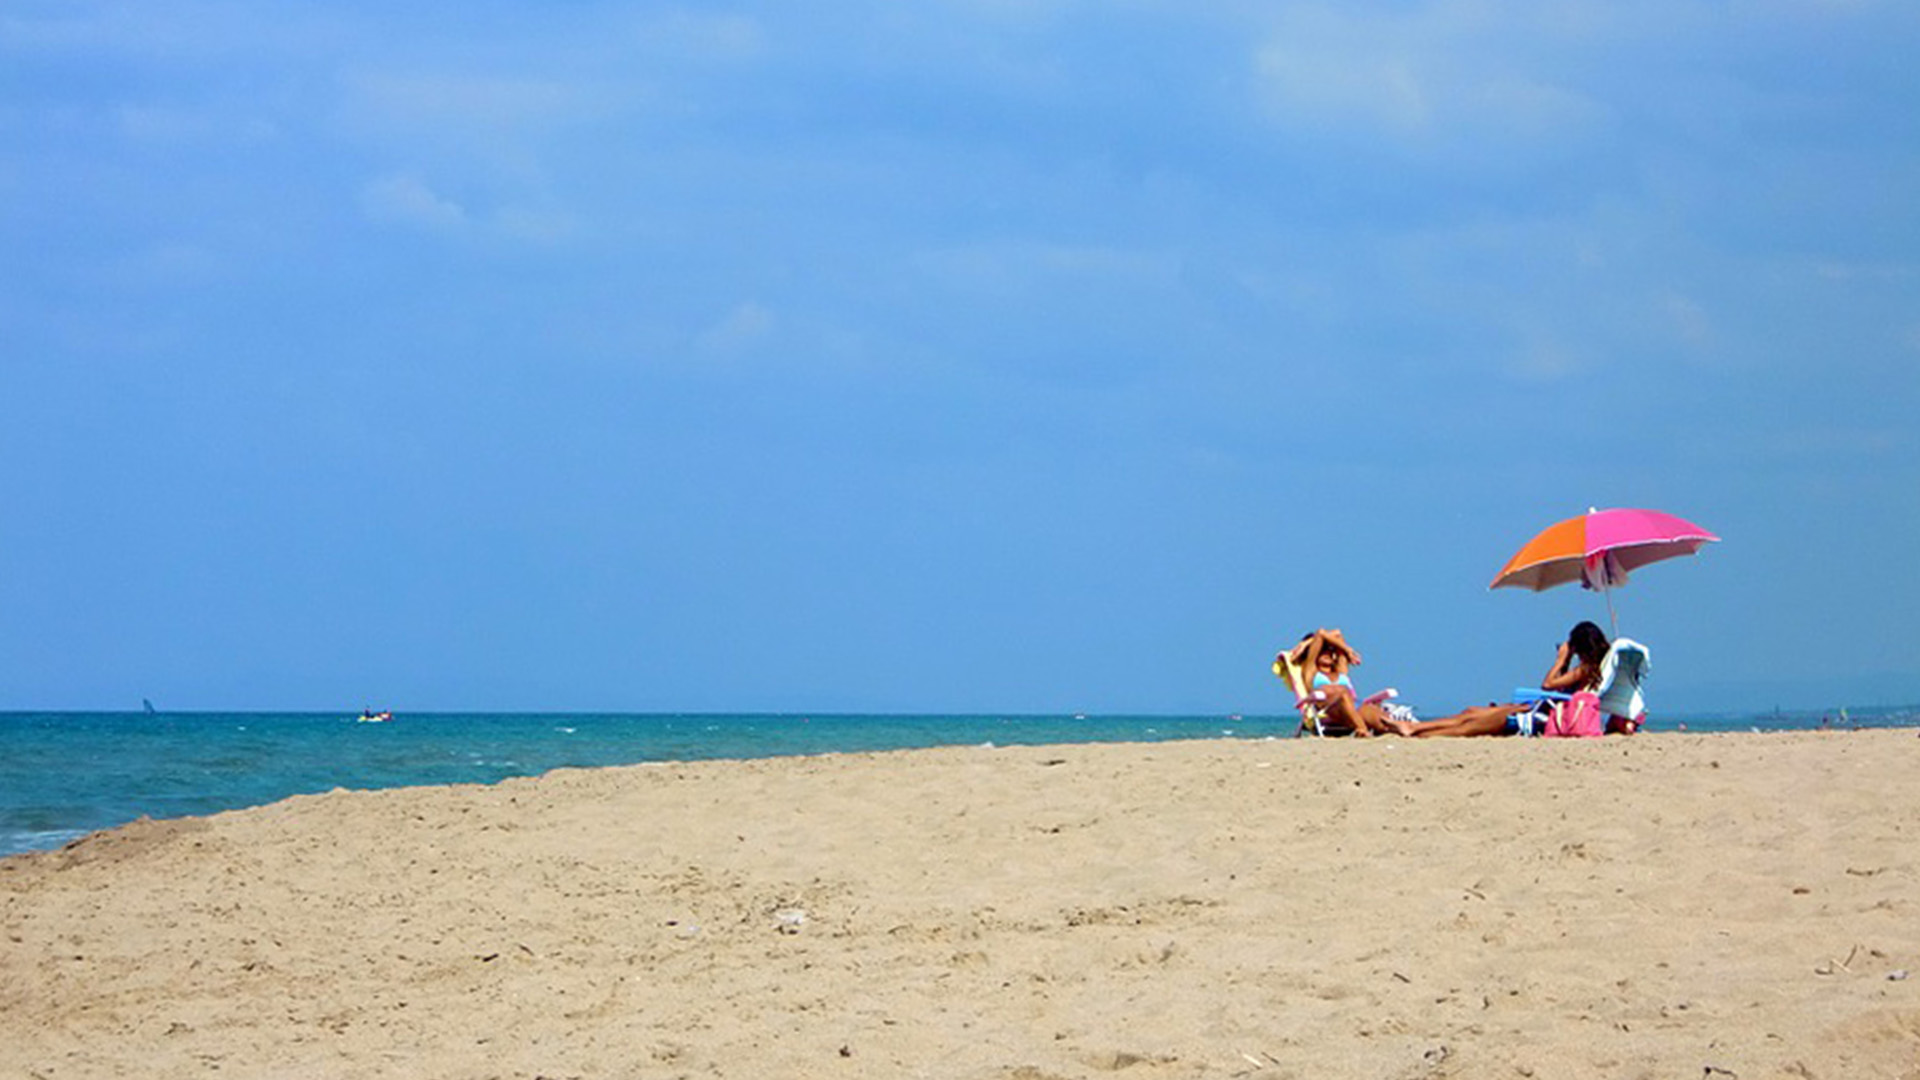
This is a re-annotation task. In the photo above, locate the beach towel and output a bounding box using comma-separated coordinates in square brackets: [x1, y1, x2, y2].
[1596, 639, 1651, 722]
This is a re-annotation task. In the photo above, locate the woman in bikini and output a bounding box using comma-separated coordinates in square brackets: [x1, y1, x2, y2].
[1290, 628, 1397, 737]
[1387, 621, 1610, 738]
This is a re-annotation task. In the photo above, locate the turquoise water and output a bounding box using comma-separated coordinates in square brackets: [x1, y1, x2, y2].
[4, 707, 1915, 857]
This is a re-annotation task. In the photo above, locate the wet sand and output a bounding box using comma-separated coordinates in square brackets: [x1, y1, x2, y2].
[4, 730, 1918, 1078]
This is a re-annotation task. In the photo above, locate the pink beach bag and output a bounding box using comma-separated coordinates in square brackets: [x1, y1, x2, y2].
[1544, 691, 1606, 739]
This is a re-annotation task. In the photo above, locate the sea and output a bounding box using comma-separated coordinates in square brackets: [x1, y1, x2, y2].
[4, 706, 1917, 859]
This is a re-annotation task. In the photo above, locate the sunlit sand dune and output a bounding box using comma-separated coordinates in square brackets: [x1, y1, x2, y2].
[4, 731, 1918, 1078]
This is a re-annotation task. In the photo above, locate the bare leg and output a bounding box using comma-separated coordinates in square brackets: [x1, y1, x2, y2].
[1319, 687, 1391, 738]
[1317, 689, 1364, 737]
[1405, 703, 1530, 738]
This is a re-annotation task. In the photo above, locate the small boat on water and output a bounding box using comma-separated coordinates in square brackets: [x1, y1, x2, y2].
[356, 709, 393, 724]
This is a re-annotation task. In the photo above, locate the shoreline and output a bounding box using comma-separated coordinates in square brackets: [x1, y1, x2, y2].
[5, 730, 1918, 1077]
[8, 711, 1919, 863]
[4, 703, 1919, 722]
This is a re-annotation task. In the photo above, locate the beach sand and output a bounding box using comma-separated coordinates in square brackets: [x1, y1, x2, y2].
[4, 730, 1918, 1079]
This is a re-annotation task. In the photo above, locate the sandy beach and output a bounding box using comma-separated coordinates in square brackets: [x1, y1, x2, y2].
[4, 730, 1917, 1079]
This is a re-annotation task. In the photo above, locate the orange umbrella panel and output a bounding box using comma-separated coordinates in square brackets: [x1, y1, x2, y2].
[1491, 508, 1719, 593]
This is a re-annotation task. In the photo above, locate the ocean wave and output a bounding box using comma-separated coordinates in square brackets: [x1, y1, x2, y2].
[1, 828, 90, 859]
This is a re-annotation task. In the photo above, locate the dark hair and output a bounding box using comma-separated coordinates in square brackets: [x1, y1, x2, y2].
[1568, 620, 1610, 672]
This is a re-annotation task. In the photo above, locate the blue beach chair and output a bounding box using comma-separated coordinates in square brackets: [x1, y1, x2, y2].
[1511, 638, 1652, 735]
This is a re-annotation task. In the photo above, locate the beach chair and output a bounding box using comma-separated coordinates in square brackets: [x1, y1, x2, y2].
[1272, 651, 1397, 737]
[1596, 638, 1651, 731]
[1510, 638, 1652, 735]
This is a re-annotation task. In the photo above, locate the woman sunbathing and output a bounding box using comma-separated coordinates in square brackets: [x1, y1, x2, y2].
[1386, 621, 1610, 738]
[1290, 629, 1397, 737]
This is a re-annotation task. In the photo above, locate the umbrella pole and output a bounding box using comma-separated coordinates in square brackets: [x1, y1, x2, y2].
[1603, 585, 1618, 639]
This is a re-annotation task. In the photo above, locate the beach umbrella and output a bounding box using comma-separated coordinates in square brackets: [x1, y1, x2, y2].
[1490, 507, 1719, 634]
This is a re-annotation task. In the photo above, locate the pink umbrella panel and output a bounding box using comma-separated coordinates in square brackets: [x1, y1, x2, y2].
[1491, 508, 1720, 593]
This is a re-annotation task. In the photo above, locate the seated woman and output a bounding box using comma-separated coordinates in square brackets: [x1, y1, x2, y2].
[1387, 621, 1610, 738]
[1290, 628, 1397, 737]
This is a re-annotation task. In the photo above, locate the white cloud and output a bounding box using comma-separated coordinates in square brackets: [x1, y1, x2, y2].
[1742, 422, 1907, 462]
[1506, 335, 1584, 383]
[113, 104, 278, 147]
[493, 204, 578, 245]
[95, 243, 220, 291]
[116, 105, 211, 143]
[1812, 258, 1917, 282]
[1256, 30, 1429, 133]
[631, 12, 767, 61]
[697, 302, 776, 353]
[359, 174, 466, 230]
[913, 240, 1171, 296]
[0, 3, 331, 62]
[1738, 0, 1881, 15]
[1663, 292, 1716, 349]
[1251, 2, 1612, 143]
[342, 73, 585, 136]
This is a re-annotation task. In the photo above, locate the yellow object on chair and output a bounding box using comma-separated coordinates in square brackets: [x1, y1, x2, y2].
[1273, 651, 1339, 737]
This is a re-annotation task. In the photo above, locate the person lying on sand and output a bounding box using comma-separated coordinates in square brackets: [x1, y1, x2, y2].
[1386, 621, 1611, 738]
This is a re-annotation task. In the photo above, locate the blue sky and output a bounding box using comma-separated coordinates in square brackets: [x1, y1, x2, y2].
[4, 1, 1916, 715]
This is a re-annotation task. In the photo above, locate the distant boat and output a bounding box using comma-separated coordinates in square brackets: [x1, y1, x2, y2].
[357, 709, 393, 724]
